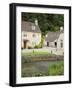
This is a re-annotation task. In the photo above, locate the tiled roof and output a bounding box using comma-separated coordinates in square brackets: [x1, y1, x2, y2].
[21, 21, 41, 33]
[45, 31, 63, 42]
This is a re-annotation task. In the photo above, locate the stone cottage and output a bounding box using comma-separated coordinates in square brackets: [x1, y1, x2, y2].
[21, 20, 41, 49]
[44, 27, 64, 50]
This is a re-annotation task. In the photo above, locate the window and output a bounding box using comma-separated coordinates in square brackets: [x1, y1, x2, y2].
[54, 42, 57, 47]
[32, 25, 35, 30]
[24, 34, 27, 37]
[61, 40, 63, 48]
[32, 42, 36, 48]
[61, 42, 63, 48]
[33, 34, 36, 37]
[47, 42, 49, 47]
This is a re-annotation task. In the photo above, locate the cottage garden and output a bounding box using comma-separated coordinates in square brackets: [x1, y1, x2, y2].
[21, 13, 64, 77]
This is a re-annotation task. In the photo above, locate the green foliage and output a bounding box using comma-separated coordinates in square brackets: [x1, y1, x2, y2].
[34, 45, 42, 49]
[48, 61, 64, 75]
[22, 13, 64, 35]
[22, 52, 49, 56]
[28, 46, 32, 49]
[34, 35, 46, 48]
[34, 42, 42, 49]
[40, 35, 45, 47]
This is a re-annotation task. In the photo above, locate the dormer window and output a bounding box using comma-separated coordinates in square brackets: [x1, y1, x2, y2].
[32, 25, 35, 30]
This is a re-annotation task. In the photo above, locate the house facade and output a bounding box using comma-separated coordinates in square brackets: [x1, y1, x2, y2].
[21, 20, 41, 49]
[44, 28, 64, 50]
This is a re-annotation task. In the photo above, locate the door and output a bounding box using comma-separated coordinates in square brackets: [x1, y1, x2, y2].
[23, 41, 27, 48]
[55, 42, 57, 48]
[47, 42, 49, 47]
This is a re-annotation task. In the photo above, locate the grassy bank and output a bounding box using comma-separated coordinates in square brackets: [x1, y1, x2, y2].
[48, 61, 64, 75]
[22, 51, 54, 56]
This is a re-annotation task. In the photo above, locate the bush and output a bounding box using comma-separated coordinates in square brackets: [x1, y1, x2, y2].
[48, 61, 64, 76]
[34, 43, 42, 49]
[28, 46, 32, 49]
[34, 45, 42, 49]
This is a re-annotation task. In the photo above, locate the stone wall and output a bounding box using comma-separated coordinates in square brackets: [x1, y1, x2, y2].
[22, 55, 64, 63]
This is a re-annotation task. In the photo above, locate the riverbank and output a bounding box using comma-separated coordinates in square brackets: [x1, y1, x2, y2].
[21, 60, 64, 77]
[21, 51, 64, 77]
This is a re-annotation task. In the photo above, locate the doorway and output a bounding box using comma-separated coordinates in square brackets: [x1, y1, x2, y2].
[61, 42, 63, 48]
[54, 42, 57, 48]
[23, 40, 28, 48]
[61, 40, 63, 48]
[47, 42, 49, 47]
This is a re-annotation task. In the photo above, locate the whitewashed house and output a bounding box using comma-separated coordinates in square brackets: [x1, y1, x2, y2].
[21, 20, 41, 49]
[44, 27, 64, 50]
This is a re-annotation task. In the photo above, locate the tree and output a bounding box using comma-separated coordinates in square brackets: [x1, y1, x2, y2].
[22, 13, 64, 35]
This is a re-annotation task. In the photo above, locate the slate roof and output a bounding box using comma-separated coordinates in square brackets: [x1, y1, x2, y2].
[21, 21, 41, 33]
[45, 31, 63, 42]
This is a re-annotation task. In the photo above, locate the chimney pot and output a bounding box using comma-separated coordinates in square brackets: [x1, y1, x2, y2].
[60, 26, 63, 32]
[35, 19, 38, 26]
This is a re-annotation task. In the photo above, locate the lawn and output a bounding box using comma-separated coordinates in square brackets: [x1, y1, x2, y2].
[22, 51, 54, 56]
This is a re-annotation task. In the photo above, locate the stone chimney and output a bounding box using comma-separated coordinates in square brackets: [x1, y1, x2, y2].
[35, 19, 38, 26]
[60, 26, 63, 32]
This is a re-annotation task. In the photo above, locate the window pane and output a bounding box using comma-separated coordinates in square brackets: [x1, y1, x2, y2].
[24, 34, 27, 37]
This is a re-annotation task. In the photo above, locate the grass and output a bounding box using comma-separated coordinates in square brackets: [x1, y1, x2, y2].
[22, 51, 54, 56]
[22, 60, 64, 77]
[48, 61, 64, 76]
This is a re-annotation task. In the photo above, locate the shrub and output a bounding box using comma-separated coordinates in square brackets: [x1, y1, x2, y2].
[34, 45, 42, 48]
[28, 46, 32, 49]
[34, 43, 42, 49]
